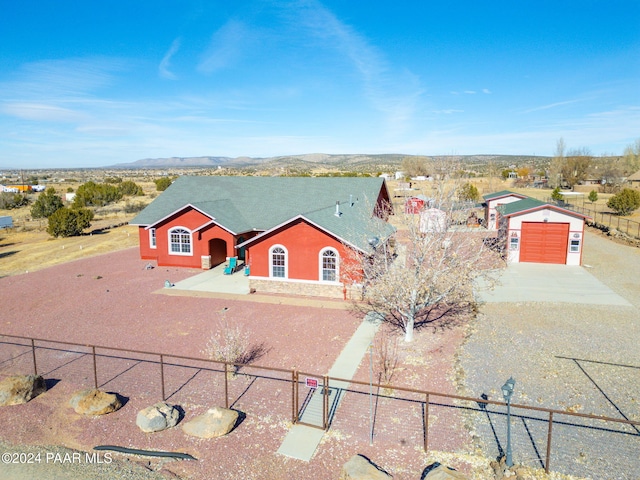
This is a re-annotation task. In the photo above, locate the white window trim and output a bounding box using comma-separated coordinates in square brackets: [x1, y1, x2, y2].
[269, 244, 288, 279]
[149, 228, 157, 249]
[319, 247, 339, 283]
[168, 227, 193, 256]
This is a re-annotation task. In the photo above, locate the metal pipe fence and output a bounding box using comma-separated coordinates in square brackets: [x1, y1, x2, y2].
[1, 333, 638, 477]
[548, 198, 640, 239]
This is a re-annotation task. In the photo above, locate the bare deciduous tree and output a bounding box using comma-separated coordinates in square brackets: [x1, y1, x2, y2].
[202, 313, 268, 376]
[560, 148, 591, 187]
[347, 163, 503, 342]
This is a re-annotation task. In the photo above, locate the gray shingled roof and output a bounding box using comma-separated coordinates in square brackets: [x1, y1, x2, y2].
[482, 190, 527, 201]
[499, 197, 590, 219]
[130, 176, 395, 252]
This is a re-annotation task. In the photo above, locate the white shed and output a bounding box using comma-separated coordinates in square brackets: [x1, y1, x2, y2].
[419, 208, 448, 233]
[499, 198, 590, 265]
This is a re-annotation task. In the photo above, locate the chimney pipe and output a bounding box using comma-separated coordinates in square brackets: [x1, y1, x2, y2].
[335, 200, 341, 217]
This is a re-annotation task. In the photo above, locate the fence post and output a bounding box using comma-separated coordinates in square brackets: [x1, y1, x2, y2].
[424, 393, 430, 452]
[224, 362, 229, 409]
[293, 371, 299, 423]
[31, 339, 37, 376]
[323, 375, 328, 430]
[92, 346, 98, 389]
[291, 370, 295, 423]
[159, 354, 166, 401]
[545, 411, 553, 473]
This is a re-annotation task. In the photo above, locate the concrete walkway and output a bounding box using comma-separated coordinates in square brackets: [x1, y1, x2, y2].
[276, 314, 381, 461]
[169, 262, 251, 294]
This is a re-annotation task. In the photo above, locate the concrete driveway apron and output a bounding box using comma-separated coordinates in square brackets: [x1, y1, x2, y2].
[474, 263, 632, 306]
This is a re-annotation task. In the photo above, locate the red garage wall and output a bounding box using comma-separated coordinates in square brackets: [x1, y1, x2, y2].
[247, 219, 354, 281]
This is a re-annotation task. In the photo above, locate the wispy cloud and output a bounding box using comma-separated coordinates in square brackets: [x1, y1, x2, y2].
[159, 38, 181, 79]
[2, 102, 86, 122]
[0, 57, 126, 100]
[482, 89, 491, 94]
[289, 0, 424, 137]
[522, 99, 583, 113]
[198, 20, 253, 73]
[433, 109, 464, 114]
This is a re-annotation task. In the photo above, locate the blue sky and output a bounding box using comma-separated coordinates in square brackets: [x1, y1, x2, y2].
[1, 1, 639, 169]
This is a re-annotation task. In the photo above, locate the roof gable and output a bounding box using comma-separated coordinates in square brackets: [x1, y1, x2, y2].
[483, 190, 527, 202]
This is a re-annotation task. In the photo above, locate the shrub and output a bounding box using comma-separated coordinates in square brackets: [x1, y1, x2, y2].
[202, 316, 268, 376]
[154, 177, 173, 192]
[73, 181, 122, 207]
[0, 193, 29, 210]
[551, 187, 563, 201]
[118, 180, 144, 197]
[607, 188, 640, 215]
[458, 182, 480, 202]
[47, 207, 94, 237]
[123, 201, 147, 214]
[31, 188, 64, 218]
[588, 190, 598, 203]
[374, 326, 399, 386]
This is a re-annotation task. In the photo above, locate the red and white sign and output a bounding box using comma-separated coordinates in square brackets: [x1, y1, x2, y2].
[305, 377, 319, 389]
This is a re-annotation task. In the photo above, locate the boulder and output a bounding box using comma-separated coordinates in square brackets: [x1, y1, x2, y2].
[339, 454, 391, 480]
[423, 464, 469, 480]
[136, 402, 180, 433]
[0, 375, 47, 406]
[69, 389, 122, 415]
[182, 406, 239, 439]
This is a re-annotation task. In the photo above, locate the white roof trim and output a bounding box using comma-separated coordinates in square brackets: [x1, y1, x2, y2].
[235, 214, 368, 253]
[143, 203, 215, 230]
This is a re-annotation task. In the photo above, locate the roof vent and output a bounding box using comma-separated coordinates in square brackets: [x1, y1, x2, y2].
[335, 201, 342, 217]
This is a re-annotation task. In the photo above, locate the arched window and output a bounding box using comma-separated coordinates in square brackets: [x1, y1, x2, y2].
[320, 248, 339, 282]
[169, 227, 191, 255]
[270, 245, 287, 278]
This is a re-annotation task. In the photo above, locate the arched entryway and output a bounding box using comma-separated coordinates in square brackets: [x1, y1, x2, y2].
[208, 238, 227, 267]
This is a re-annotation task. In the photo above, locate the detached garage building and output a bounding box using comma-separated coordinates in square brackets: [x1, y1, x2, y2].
[497, 198, 591, 265]
[482, 190, 528, 230]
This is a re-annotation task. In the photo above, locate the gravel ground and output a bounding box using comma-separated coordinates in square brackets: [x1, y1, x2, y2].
[2, 229, 636, 479]
[0, 246, 488, 479]
[460, 229, 640, 479]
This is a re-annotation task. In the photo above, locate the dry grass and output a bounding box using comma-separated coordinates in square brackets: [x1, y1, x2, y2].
[0, 223, 140, 277]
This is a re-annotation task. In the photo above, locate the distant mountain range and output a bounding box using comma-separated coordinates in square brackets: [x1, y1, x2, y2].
[110, 153, 550, 171]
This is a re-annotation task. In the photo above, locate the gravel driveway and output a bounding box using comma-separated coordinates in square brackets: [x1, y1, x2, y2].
[461, 230, 640, 479]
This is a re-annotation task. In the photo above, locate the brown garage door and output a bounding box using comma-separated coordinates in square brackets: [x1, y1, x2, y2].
[520, 222, 569, 264]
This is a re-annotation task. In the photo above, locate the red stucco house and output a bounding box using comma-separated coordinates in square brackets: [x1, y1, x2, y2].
[130, 176, 395, 298]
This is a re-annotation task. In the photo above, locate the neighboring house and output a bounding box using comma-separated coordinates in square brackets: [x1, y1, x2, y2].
[404, 194, 432, 214]
[627, 170, 640, 189]
[130, 176, 395, 299]
[482, 190, 528, 230]
[498, 198, 590, 265]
